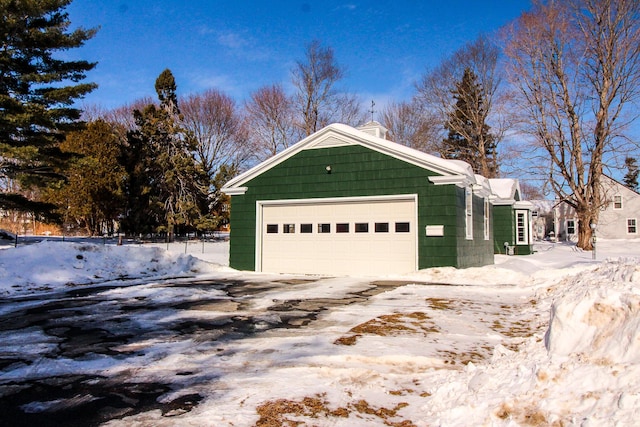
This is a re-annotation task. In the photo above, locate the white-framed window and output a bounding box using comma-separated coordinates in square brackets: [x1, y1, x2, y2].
[614, 195, 623, 209]
[516, 210, 529, 244]
[483, 198, 490, 240]
[566, 219, 576, 235]
[465, 187, 473, 240]
[628, 218, 637, 234]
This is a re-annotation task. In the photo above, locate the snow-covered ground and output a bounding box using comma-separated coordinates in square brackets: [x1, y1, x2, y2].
[1, 237, 639, 426]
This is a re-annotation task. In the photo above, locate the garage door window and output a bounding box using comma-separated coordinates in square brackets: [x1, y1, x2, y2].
[375, 222, 389, 233]
[336, 223, 350, 233]
[266, 224, 278, 233]
[283, 224, 295, 233]
[318, 223, 331, 233]
[300, 223, 313, 233]
[355, 223, 369, 233]
[395, 222, 410, 233]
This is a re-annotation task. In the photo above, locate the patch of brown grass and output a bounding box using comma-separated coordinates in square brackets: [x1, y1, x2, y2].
[494, 401, 556, 426]
[334, 312, 439, 346]
[425, 297, 455, 310]
[492, 317, 535, 338]
[255, 394, 416, 427]
[255, 393, 347, 427]
[333, 334, 361, 346]
[437, 349, 487, 366]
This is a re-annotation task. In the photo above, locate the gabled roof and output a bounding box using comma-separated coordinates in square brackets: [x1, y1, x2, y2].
[490, 178, 534, 209]
[223, 123, 476, 194]
[552, 174, 639, 209]
[603, 174, 640, 196]
[489, 178, 521, 205]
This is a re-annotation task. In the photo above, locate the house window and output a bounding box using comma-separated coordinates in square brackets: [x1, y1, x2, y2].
[375, 222, 389, 233]
[300, 223, 313, 233]
[628, 218, 637, 234]
[318, 223, 331, 233]
[266, 224, 278, 233]
[336, 223, 350, 233]
[395, 222, 410, 233]
[483, 198, 490, 240]
[355, 223, 369, 233]
[283, 224, 295, 233]
[566, 220, 575, 235]
[465, 187, 473, 240]
[614, 195, 623, 209]
[516, 210, 529, 244]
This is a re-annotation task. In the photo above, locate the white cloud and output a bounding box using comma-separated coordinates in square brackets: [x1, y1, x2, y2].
[217, 31, 248, 50]
[334, 4, 357, 12]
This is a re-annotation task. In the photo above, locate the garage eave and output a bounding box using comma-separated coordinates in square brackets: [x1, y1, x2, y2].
[428, 175, 473, 187]
[222, 186, 248, 196]
[222, 123, 477, 190]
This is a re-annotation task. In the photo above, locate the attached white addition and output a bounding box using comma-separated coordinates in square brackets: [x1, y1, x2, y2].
[257, 195, 418, 275]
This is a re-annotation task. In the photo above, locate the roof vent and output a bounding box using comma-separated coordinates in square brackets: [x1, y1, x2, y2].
[357, 121, 389, 140]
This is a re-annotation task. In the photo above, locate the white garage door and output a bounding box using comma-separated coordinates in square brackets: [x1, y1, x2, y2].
[259, 195, 417, 275]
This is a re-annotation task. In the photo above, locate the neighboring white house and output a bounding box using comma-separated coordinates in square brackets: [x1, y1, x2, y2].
[530, 200, 555, 241]
[555, 175, 640, 241]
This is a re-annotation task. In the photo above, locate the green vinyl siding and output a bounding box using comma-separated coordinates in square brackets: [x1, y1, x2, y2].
[492, 205, 533, 255]
[493, 205, 514, 254]
[228, 144, 494, 270]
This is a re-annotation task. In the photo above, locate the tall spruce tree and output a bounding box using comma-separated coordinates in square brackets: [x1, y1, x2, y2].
[122, 69, 204, 237]
[623, 157, 639, 191]
[441, 68, 497, 177]
[0, 0, 97, 217]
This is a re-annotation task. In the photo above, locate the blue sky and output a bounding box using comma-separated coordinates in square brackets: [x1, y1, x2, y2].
[66, 0, 532, 111]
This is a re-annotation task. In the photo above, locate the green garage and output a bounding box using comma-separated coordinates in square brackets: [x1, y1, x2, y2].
[222, 122, 520, 275]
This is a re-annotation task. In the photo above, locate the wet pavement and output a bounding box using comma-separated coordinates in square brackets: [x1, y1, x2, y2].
[0, 277, 410, 427]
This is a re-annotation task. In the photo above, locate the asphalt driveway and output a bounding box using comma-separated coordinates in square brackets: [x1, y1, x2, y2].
[0, 277, 408, 427]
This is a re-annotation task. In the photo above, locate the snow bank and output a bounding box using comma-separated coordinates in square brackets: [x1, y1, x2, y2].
[545, 259, 640, 363]
[0, 241, 220, 297]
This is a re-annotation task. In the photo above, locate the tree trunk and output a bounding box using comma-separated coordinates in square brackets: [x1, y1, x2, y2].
[576, 202, 597, 251]
[577, 215, 593, 251]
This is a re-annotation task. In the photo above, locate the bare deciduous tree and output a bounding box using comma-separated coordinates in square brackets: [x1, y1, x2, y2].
[416, 34, 509, 175]
[333, 92, 367, 128]
[82, 98, 156, 142]
[380, 100, 440, 152]
[244, 84, 297, 161]
[180, 89, 249, 183]
[292, 40, 346, 136]
[503, 0, 640, 249]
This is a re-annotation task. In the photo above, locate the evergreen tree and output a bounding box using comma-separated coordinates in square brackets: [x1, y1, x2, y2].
[441, 68, 497, 177]
[0, 0, 97, 216]
[121, 69, 204, 237]
[623, 157, 639, 191]
[47, 120, 126, 235]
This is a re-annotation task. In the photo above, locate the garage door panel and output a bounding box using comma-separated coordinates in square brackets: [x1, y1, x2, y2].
[260, 197, 417, 275]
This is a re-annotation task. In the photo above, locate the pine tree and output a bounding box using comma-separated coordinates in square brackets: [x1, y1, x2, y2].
[623, 157, 639, 191]
[0, 0, 97, 216]
[441, 68, 497, 177]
